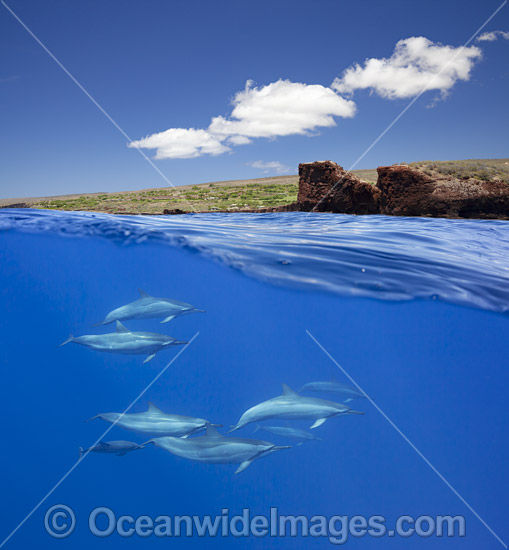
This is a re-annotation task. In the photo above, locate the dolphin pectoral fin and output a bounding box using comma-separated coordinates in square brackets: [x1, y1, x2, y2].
[252, 425, 261, 434]
[86, 415, 100, 422]
[296, 442, 303, 447]
[59, 335, 74, 346]
[160, 315, 176, 324]
[347, 410, 365, 415]
[79, 447, 84, 458]
[235, 460, 253, 474]
[179, 434, 190, 439]
[310, 418, 327, 429]
[115, 452, 127, 456]
[343, 398, 354, 403]
[143, 354, 156, 363]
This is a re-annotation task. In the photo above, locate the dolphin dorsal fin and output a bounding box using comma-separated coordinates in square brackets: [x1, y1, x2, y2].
[116, 321, 130, 333]
[281, 384, 298, 396]
[204, 424, 223, 438]
[138, 288, 151, 298]
[146, 402, 165, 414]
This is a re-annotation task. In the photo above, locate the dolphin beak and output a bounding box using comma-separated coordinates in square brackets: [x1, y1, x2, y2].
[226, 425, 240, 434]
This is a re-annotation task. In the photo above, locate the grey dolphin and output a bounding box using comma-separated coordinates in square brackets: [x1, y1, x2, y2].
[79, 440, 145, 457]
[299, 380, 368, 402]
[60, 320, 187, 363]
[228, 384, 364, 433]
[88, 402, 222, 437]
[95, 289, 205, 325]
[146, 424, 291, 474]
[253, 424, 321, 445]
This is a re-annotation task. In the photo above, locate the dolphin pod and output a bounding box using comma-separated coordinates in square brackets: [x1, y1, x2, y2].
[94, 289, 205, 325]
[72, 290, 366, 473]
[145, 424, 291, 474]
[88, 402, 222, 437]
[79, 440, 145, 458]
[60, 320, 187, 363]
[228, 384, 364, 433]
[299, 380, 369, 402]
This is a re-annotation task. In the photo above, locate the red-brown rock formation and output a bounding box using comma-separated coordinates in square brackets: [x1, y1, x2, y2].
[295, 160, 509, 219]
[297, 161, 380, 214]
[377, 164, 509, 219]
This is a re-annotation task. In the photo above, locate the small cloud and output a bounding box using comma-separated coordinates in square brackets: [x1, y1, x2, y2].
[332, 36, 482, 101]
[476, 30, 509, 42]
[247, 160, 290, 174]
[129, 128, 230, 159]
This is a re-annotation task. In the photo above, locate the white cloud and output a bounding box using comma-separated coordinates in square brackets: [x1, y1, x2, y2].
[129, 128, 230, 159]
[247, 160, 290, 174]
[130, 79, 356, 159]
[476, 30, 509, 42]
[209, 79, 356, 139]
[332, 37, 482, 100]
[130, 36, 491, 160]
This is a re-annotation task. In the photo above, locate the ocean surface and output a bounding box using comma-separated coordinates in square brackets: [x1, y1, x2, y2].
[0, 209, 507, 549]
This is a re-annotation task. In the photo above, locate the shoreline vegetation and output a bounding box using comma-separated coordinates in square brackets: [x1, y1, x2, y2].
[0, 159, 508, 217]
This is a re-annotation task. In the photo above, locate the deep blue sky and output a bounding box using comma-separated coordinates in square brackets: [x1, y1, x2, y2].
[0, 0, 508, 198]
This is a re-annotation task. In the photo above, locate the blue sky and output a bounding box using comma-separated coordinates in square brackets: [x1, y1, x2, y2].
[0, 0, 508, 198]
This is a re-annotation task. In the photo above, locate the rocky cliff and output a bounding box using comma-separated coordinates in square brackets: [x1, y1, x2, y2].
[295, 160, 509, 219]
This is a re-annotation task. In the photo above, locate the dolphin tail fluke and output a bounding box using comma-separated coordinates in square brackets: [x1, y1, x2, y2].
[143, 354, 156, 363]
[59, 335, 74, 346]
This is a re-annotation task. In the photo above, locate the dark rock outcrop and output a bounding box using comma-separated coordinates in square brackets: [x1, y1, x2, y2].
[377, 164, 509, 219]
[296, 160, 509, 219]
[298, 161, 380, 214]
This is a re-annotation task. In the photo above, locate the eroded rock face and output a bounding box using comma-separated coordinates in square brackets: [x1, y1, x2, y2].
[297, 161, 380, 214]
[296, 160, 509, 219]
[377, 165, 509, 219]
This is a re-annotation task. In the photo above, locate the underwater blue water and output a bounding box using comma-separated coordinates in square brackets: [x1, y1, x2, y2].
[0, 209, 508, 549]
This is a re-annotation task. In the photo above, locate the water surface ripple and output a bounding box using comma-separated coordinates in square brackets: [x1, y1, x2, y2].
[1, 209, 508, 313]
